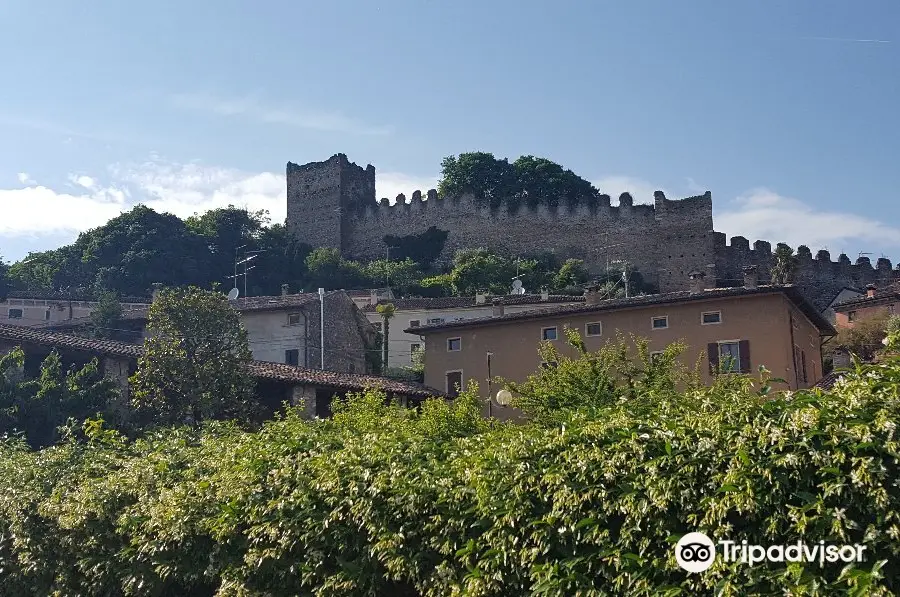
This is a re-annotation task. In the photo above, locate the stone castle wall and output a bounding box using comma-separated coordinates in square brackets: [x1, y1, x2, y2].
[286, 154, 900, 303]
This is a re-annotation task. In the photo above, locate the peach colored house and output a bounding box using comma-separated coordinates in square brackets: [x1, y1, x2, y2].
[832, 282, 899, 329]
[408, 272, 835, 417]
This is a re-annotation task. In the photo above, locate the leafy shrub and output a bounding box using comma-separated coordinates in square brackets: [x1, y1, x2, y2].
[0, 350, 899, 594]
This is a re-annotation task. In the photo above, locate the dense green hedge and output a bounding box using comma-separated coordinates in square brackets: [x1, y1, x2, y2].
[1, 350, 899, 594]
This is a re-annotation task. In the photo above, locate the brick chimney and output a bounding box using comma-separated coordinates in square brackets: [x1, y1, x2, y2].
[584, 284, 602, 306]
[476, 291, 487, 305]
[281, 284, 289, 296]
[492, 298, 505, 317]
[370, 289, 379, 304]
[151, 283, 163, 303]
[742, 265, 759, 290]
[541, 287, 549, 301]
[688, 271, 706, 295]
[866, 283, 877, 299]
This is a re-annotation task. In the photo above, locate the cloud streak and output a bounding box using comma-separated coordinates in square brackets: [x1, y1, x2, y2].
[169, 92, 394, 136]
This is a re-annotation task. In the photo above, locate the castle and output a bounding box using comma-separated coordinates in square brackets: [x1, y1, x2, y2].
[287, 154, 899, 309]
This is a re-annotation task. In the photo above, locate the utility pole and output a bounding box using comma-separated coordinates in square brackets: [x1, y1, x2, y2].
[486, 351, 493, 419]
[319, 288, 325, 369]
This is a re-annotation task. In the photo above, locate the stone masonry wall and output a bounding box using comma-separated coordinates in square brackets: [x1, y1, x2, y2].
[300, 291, 373, 375]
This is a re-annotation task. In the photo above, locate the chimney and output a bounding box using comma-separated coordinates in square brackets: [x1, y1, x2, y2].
[281, 284, 290, 296]
[492, 298, 505, 317]
[866, 283, 877, 299]
[742, 265, 759, 290]
[584, 284, 602, 306]
[832, 347, 851, 369]
[476, 291, 487, 305]
[688, 271, 706, 295]
[370, 289, 378, 304]
[541, 287, 549, 301]
[151, 283, 163, 303]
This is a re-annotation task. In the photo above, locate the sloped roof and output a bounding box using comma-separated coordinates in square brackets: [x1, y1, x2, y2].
[362, 294, 584, 312]
[0, 323, 441, 398]
[832, 281, 900, 311]
[229, 292, 325, 312]
[406, 285, 836, 335]
[5, 290, 151, 304]
[814, 371, 844, 390]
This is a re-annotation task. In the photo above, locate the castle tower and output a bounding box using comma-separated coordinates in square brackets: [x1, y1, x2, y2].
[286, 154, 376, 253]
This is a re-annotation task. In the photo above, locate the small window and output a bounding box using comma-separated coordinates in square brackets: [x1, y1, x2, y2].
[541, 327, 558, 341]
[427, 317, 445, 325]
[446, 371, 463, 397]
[7, 308, 23, 320]
[285, 349, 300, 366]
[44, 310, 51, 321]
[287, 313, 302, 326]
[848, 311, 857, 322]
[585, 322, 602, 337]
[540, 361, 559, 369]
[650, 351, 664, 363]
[410, 342, 422, 353]
[701, 311, 721, 325]
[409, 319, 421, 328]
[718, 342, 741, 373]
[447, 337, 461, 352]
[651, 316, 668, 330]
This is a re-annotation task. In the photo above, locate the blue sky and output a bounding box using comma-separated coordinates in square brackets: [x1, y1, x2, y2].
[2, 0, 899, 265]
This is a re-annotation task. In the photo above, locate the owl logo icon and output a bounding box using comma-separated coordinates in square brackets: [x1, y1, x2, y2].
[675, 532, 716, 573]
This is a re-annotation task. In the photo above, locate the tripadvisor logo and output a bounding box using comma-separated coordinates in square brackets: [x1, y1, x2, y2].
[674, 532, 868, 572]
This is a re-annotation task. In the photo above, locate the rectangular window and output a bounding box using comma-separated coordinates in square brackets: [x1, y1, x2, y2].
[285, 349, 300, 366]
[541, 326, 558, 341]
[427, 317, 445, 325]
[540, 361, 559, 369]
[650, 351, 664, 363]
[701, 311, 722, 325]
[651, 316, 668, 330]
[287, 313, 302, 326]
[848, 311, 857, 322]
[446, 371, 463, 397]
[409, 319, 421, 328]
[585, 322, 602, 337]
[447, 337, 461, 352]
[410, 342, 422, 353]
[7, 308, 23, 319]
[718, 341, 741, 373]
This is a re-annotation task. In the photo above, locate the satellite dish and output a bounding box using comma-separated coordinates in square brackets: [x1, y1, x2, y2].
[227, 288, 239, 300]
[496, 389, 513, 406]
[511, 278, 525, 295]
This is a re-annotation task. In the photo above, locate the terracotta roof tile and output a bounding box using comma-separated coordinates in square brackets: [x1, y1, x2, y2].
[0, 323, 441, 398]
[814, 371, 844, 390]
[362, 294, 584, 312]
[228, 292, 324, 312]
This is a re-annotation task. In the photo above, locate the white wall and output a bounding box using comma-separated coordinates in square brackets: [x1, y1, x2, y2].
[1, 298, 148, 327]
[367, 302, 582, 368]
[241, 310, 309, 365]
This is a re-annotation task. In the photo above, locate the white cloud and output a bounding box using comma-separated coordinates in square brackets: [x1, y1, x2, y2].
[592, 176, 665, 204]
[716, 188, 900, 252]
[169, 92, 394, 136]
[68, 174, 96, 189]
[16, 172, 34, 185]
[0, 185, 127, 236]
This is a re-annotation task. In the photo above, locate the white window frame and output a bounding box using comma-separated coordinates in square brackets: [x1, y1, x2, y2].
[287, 313, 303, 326]
[651, 315, 669, 330]
[541, 326, 558, 341]
[447, 337, 462, 352]
[700, 311, 722, 325]
[717, 339, 742, 373]
[7, 308, 23, 320]
[445, 369, 464, 394]
[585, 321, 603, 337]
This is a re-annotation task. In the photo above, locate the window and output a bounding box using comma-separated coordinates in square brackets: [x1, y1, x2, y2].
[848, 311, 857, 322]
[287, 313, 302, 326]
[701, 311, 721, 325]
[801, 349, 808, 384]
[410, 342, 422, 353]
[427, 317, 445, 325]
[409, 319, 421, 328]
[650, 351, 664, 363]
[285, 349, 300, 366]
[44, 310, 51, 321]
[447, 337, 461, 352]
[541, 326, 558, 341]
[718, 341, 741, 373]
[540, 361, 559, 369]
[7, 308, 22, 320]
[651, 316, 668, 330]
[585, 322, 602, 337]
[446, 371, 463, 397]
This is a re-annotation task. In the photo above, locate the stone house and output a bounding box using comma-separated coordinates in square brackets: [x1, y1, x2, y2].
[0, 323, 441, 419]
[362, 292, 585, 369]
[31, 288, 378, 375]
[408, 271, 835, 419]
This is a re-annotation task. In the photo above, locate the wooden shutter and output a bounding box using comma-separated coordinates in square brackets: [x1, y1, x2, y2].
[739, 340, 751, 374]
[801, 350, 808, 384]
[707, 343, 719, 374]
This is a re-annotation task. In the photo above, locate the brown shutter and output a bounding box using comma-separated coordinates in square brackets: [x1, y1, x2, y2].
[739, 340, 751, 374]
[707, 343, 719, 374]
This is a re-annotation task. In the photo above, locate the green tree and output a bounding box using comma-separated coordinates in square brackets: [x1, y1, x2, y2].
[364, 258, 422, 293]
[553, 258, 591, 291]
[438, 152, 517, 207]
[771, 243, 798, 285]
[130, 286, 256, 428]
[0, 254, 8, 298]
[512, 155, 598, 210]
[305, 248, 368, 290]
[445, 248, 536, 296]
[826, 312, 892, 363]
[383, 226, 449, 267]
[375, 303, 396, 367]
[89, 291, 124, 340]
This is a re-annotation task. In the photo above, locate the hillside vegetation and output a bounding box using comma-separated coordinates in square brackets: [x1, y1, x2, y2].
[0, 330, 898, 595]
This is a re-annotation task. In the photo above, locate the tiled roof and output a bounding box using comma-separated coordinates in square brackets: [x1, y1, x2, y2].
[832, 281, 900, 311]
[362, 294, 584, 312]
[406, 285, 836, 335]
[0, 323, 441, 398]
[5, 290, 151, 304]
[30, 308, 150, 331]
[814, 371, 844, 390]
[229, 292, 325, 312]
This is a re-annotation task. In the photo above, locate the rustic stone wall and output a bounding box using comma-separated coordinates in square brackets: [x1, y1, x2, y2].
[300, 291, 374, 374]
